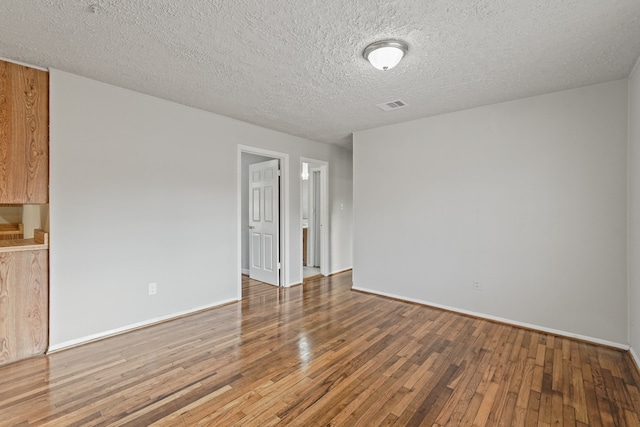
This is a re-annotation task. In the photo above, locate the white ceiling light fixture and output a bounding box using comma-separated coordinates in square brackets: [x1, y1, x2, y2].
[363, 40, 409, 71]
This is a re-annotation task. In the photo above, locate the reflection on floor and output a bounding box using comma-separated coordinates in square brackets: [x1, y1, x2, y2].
[3, 271, 639, 425]
[303, 265, 321, 279]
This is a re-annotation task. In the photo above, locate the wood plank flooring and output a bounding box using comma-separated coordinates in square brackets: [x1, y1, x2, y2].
[1, 271, 640, 426]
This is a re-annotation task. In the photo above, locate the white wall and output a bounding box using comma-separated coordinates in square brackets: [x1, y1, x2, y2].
[301, 176, 310, 222]
[241, 152, 273, 273]
[328, 153, 353, 274]
[629, 57, 640, 360]
[354, 80, 628, 345]
[49, 70, 353, 348]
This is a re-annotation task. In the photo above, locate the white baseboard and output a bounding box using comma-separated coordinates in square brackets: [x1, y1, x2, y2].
[631, 347, 640, 371]
[47, 297, 238, 353]
[242, 268, 250, 276]
[352, 285, 629, 350]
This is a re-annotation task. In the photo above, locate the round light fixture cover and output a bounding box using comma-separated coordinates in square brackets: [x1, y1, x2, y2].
[363, 40, 408, 71]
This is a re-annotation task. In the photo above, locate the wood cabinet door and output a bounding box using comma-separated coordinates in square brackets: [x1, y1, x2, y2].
[0, 250, 48, 365]
[0, 60, 49, 203]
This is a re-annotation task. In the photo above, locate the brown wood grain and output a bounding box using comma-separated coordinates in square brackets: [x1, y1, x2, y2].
[0, 249, 48, 366]
[0, 271, 639, 425]
[0, 60, 48, 204]
[302, 227, 307, 266]
[0, 222, 23, 240]
[33, 228, 48, 245]
[0, 237, 48, 253]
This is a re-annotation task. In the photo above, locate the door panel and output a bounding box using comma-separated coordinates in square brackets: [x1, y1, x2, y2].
[251, 232, 261, 268]
[265, 187, 274, 222]
[248, 159, 280, 285]
[252, 189, 261, 221]
[263, 234, 274, 271]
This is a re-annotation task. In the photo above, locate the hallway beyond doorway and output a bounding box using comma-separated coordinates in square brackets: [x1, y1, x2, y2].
[303, 265, 321, 279]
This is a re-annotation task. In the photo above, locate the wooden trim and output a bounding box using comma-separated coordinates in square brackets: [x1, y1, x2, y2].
[0, 223, 22, 232]
[33, 229, 48, 245]
[0, 223, 23, 240]
[0, 238, 48, 253]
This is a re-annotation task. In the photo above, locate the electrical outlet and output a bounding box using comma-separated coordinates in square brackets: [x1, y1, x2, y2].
[148, 282, 157, 295]
[473, 281, 481, 291]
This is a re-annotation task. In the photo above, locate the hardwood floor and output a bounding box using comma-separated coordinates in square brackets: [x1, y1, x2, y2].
[1, 271, 640, 426]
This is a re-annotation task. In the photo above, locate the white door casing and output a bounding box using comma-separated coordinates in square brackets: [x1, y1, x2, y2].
[300, 157, 329, 277]
[308, 168, 321, 267]
[249, 159, 280, 286]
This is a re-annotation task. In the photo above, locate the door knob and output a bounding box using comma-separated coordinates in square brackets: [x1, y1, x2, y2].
[248, 225, 255, 229]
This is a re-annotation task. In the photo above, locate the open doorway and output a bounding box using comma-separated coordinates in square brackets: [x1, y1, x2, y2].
[301, 158, 329, 280]
[238, 146, 289, 296]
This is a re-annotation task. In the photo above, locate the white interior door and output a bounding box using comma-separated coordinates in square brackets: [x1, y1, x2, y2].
[249, 159, 280, 285]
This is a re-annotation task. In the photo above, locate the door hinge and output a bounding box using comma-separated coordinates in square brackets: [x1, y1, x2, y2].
[278, 262, 281, 270]
[277, 169, 281, 177]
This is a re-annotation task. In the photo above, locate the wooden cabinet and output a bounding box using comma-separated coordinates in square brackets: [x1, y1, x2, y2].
[0, 248, 48, 365]
[0, 59, 50, 366]
[0, 60, 49, 203]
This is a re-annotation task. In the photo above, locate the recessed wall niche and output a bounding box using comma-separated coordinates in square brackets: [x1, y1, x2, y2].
[0, 204, 49, 239]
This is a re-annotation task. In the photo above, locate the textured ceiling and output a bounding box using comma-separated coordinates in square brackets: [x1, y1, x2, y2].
[1, 0, 640, 148]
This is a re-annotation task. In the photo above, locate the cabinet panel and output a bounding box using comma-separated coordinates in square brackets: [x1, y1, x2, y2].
[0, 250, 48, 365]
[0, 60, 49, 203]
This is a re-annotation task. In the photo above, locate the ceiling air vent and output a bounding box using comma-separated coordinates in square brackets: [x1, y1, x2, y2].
[377, 99, 407, 112]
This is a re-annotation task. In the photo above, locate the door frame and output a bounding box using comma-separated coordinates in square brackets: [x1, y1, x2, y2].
[307, 167, 320, 268]
[238, 145, 290, 296]
[300, 157, 329, 277]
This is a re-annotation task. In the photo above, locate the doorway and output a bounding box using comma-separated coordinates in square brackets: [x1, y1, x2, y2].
[238, 146, 289, 296]
[301, 158, 329, 279]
